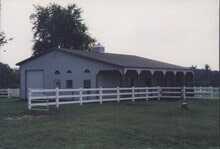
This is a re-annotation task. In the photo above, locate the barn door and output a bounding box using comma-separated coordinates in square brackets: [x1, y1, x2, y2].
[26, 70, 44, 97]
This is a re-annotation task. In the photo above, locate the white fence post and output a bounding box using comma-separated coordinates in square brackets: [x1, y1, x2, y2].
[132, 87, 135, 102]
[28, 89, 32, 110]
[199, 86, 202, 98]
[182, 86, 186, 100]
[193, 86, 196, 98]
[99, 87, 103, 104]
[146, 87, 149, 101]
[55, 88, 59, 109]
[209, 87, 213, 99]
[79, 88, 83, 105]
[158, 87, 161, 100]
[7, 88, 10, 98]
[117, 87, 120, 103]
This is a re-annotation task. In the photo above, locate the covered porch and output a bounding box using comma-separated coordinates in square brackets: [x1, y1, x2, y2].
[96, 68, 194, 88]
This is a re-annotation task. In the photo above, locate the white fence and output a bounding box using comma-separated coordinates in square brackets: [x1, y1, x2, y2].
[28, 87, 220, 110]
[0, 89, 20, 98]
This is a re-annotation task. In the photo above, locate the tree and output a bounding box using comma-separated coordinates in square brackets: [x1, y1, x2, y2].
[0, 63, 19, 88]
[0, 32, 8, 47]
[0, 32, 13, 51]
[30, 3, 96, 55]
[205, 64, 211, 71]
[191, 65, 197, 70]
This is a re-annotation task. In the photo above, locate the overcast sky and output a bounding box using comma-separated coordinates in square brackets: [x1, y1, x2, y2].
[0, 0, 219, 70]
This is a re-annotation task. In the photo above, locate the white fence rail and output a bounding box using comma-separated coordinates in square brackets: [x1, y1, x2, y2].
[0, 89, 20, 98]
[28, 87, 220, 110]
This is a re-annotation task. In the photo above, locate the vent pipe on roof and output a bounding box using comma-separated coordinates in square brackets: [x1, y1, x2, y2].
[92, 43, 105, 53]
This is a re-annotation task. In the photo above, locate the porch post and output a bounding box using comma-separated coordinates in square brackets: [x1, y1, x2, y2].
[183, 71, 186, 87]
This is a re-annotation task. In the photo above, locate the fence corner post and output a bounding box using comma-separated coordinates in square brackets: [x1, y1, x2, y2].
[79, 88, 83, 105]
[132, 86, 135, 102]
[28, 88, 32, 110]
[99, 87, 103, 104]
[55, 88, 59, 109]
[117, 86, 120, 103]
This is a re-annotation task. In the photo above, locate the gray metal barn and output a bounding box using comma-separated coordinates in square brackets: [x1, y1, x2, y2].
[17, 48, 193, 99]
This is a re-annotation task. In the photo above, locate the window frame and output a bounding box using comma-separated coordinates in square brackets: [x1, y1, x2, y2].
[67, 70, 72, 74]
[83, 79, 91, 88]
[84, 69, 91, 74]
[54, 70, 60, 75]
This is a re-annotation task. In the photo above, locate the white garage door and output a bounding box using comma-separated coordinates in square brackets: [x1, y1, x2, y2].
[26, 70, 44, 90]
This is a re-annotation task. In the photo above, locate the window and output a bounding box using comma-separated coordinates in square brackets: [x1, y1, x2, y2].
[83, 80, 91, 88]
[55, 70, 60, 75]
[67, 70, 72, 74]
[84, 69, 91, 73]
[66, 80, 73, 88]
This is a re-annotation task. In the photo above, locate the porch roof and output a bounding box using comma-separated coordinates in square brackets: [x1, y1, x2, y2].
[17, 48, 190, 71]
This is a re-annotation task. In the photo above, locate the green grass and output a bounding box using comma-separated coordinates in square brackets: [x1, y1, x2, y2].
[0, 98, 219, 149]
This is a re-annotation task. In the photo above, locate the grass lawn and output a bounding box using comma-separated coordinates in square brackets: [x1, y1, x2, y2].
[0, 98, 219, 149]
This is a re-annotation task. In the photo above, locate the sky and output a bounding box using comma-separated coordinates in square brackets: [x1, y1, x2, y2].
[0, 0, 219, 70]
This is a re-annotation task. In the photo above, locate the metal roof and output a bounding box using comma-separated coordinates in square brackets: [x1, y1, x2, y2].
[17, 48, 190, 70]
